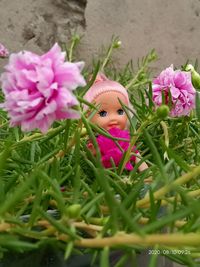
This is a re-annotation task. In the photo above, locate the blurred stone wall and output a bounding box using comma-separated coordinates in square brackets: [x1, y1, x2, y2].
[1, 0, 200, 74]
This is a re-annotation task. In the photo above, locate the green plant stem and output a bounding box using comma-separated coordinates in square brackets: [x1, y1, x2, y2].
[136, 165, 200, 208]
[67, 34, 81, 62]
[100, 37, 121, 72]
[141, 188, 200, 208]
[119, 119, 151, 175]
[160, 120, 169, 159]
[58, 232, 200, 248]
[12, 125, 65, 148]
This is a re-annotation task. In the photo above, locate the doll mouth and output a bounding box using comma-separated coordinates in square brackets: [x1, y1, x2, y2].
[108, 124, 119, 129]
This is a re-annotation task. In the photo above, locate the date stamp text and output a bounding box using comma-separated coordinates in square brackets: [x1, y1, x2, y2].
[148, 249, 191, 255]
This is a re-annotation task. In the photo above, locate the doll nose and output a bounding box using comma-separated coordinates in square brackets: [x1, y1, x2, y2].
[109, 114, 118, 123]
[109, 113, 117, 121]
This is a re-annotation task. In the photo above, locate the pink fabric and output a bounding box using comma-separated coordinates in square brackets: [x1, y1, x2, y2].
[84, 73, 129, 109]
[96, 127, 138, 170]
[0, 43, 86, 133]
[152, 65, 196, 117]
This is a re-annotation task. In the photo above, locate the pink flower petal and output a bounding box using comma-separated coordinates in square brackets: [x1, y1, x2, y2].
[0, 43, 86, 132]
[152, 65, 196, 117]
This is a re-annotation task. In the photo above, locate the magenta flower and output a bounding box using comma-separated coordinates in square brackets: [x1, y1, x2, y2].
[0, 43, 86, 132]
[0, 43, 9, 58]
[152, 65, 196, 117]
[96, 128, 138, 170]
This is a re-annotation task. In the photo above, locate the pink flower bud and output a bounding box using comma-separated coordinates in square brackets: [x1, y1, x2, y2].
[0, 43, 9, 58]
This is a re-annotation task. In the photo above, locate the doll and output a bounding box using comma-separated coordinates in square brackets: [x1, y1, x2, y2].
[84, 73, 148, 172]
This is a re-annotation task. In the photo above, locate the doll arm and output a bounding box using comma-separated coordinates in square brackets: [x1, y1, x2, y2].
[135, 152, 149, 172]
[87, 141, 96, 156]
[134, 153, 152, 183]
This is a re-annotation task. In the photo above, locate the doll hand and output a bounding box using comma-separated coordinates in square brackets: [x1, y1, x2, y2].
[87, 141, 96, 156]
[135, 153, 149, 172]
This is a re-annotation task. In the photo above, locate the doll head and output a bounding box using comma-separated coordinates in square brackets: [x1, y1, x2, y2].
[84, 73, 129, 130]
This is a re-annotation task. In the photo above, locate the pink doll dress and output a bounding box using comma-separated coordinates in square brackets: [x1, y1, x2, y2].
[96, 128, 138, 170]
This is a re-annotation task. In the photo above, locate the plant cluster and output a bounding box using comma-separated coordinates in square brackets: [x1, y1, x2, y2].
[0, 37, 200, 267]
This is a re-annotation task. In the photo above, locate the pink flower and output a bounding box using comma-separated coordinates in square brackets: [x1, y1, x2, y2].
[152, 65, 196, 117]
[96, 128, 138, 170]
[0, 43, 9, 58]
[0, 43, 86, 132]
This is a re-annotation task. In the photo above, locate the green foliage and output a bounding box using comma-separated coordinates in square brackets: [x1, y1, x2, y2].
[0, 37, 200, 267]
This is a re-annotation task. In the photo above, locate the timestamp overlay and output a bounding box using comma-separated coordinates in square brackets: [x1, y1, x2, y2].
[148, 249, 191, 255]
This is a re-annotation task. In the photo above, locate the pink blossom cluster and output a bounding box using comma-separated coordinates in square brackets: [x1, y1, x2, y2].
[152, 65, 196, 117]
[96, 127, 138, 170]
[0, 43, 86, 132]
[0, 43, 9, 58]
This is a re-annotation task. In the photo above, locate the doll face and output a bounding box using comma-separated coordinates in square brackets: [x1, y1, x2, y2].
[90, 91, 128, 130]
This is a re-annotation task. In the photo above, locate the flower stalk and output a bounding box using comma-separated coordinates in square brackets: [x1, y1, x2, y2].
[58, 233, 200, 248]
[136, 164, 200, 208]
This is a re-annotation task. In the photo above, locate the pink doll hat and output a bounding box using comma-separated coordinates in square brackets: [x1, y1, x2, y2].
[83, 73, 129, 108]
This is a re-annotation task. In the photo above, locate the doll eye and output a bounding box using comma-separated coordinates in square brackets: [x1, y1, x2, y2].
[117, 109, 124, 115]
[98, 110, 107, 117]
